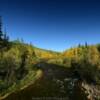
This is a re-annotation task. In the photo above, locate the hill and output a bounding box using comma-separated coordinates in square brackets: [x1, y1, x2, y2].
[0, 38, 100, 100]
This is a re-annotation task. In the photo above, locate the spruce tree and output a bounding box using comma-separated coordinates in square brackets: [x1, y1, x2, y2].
[0, 16, 9, 50]
[0, 16, 3, 41]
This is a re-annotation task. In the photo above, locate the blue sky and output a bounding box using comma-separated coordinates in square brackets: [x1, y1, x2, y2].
[0, 0, 100, 51]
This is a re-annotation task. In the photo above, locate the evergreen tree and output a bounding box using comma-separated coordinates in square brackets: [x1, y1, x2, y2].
[0, 17, 9, 50]
[85, 42, 88, 48]
[0, 16, 3, 41]
[17, 47, 28, 79]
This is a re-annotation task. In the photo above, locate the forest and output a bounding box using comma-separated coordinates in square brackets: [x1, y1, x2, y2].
[0, 27, 100, 100]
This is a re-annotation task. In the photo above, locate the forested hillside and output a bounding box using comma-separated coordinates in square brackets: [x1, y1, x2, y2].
[0, 31, 100, 100]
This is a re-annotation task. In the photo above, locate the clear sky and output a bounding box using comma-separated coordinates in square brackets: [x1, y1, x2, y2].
[0, 0, 100, 51]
